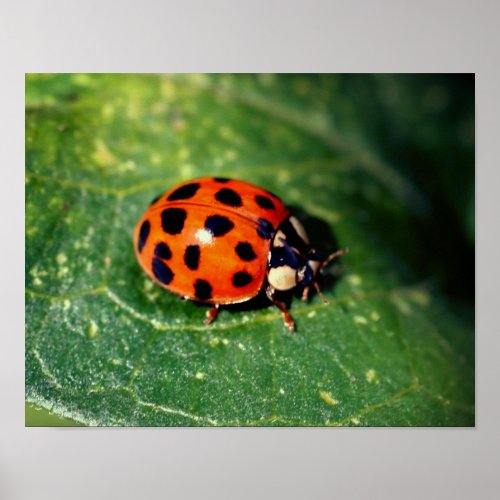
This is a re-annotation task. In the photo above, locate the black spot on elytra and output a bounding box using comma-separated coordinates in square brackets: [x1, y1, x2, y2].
[167, 182, 200, 201]
[154, 241, 172, 260]
[149, 194, 162, 206]
[184, 244, 200, 270]
[138, 220, 150, 253]
[161, 208, 187, 235]
[255, 194, 275, 210]
[256, 218, 275, 240]
[205, 215, 234, 237]
[152, 257, 174, 285]
[213, 177, 230, 183]
[215, 187, 242, 207]
[194, 279, 212, 301]
[233, 271, 253, 287]
[235, 242, 257, 261]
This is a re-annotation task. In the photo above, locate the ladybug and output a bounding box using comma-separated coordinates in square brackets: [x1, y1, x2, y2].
[133, 177, 347, 331]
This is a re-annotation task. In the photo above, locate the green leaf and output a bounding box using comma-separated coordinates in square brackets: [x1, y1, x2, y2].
[25, 74, 474, 426]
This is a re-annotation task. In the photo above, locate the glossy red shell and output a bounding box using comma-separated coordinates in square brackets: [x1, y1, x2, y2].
[134, 177, 290, 304]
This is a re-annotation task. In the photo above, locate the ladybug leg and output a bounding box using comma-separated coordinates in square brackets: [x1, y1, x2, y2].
[301, 285, 312, 302]
[204, 304, 220, 325]
[266, 285, 295, 332]
[302, 282, 328, 304]
[313, 281, 329, 304]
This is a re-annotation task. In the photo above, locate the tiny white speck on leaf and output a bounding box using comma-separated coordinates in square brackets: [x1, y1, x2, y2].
[177, 147, 190, 161]
[209, 337, 220, 348]
[370, 311, 380, 321]
[150, 152, 162, 165]
[180, 164, 194, 178]
[365, 369, 379, 384]
[354, 315, 368, 325]
[348, 274, 362, 286]
[57, 266, 69, 278]
[277, 170, 291, 183]
[195, 372, 205, 380]
[307, 310, 317, 318]
[118, 159, 136, 172]
[63, 300, 71, 311]
[56, 253, 67, 265]
[88, 321, 98, 338]
[224, 149, 237, 161]
[319, 391, 339, 406]
[93, 138, 116, 167]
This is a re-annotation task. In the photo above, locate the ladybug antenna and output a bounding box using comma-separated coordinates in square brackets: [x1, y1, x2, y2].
[319, 247, 349, 271]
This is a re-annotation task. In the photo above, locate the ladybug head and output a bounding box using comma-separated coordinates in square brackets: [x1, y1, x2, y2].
[267, 216, 348, 298]
[267, 216, 318, 292]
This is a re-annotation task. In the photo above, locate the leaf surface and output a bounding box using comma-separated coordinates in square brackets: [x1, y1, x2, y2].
[25, 74, 474, 426]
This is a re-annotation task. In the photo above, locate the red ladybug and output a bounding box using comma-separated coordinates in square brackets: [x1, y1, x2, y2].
[134, 177, 347, 331]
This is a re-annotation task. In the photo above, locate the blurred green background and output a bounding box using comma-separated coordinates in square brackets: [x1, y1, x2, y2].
[25, 74, 474, 426]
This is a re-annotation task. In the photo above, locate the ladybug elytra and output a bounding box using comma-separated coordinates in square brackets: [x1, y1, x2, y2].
[134, 177, 347, 331]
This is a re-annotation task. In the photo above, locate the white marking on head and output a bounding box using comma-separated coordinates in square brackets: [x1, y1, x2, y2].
[273, 229, 286, 247]
[268, 266, 297, 291]
[289, 216, 309, 245]
[308, 259, 320, 275]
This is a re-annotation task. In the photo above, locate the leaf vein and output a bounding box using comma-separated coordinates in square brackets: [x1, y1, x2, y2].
[32, 347, 62, 390]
